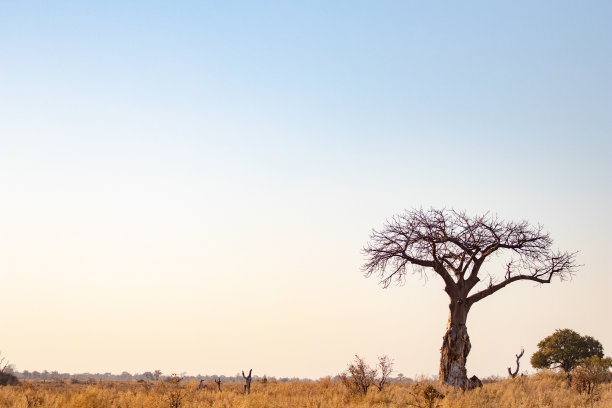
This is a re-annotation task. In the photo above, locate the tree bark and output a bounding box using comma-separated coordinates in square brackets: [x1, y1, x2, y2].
[439, 298, 471, 389]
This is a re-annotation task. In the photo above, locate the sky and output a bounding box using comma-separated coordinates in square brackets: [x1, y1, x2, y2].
[0, 1, 610, 380]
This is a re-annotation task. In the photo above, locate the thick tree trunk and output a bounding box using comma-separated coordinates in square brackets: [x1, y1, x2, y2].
[439, 299, 471, 389]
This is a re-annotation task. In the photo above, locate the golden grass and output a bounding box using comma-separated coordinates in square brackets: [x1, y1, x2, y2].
[0, 372, 610, 408]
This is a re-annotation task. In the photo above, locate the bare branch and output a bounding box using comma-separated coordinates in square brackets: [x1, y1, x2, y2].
[467, 251, 578, 304]
[0, 353, 9, 374]
[507, 348, 524, 378]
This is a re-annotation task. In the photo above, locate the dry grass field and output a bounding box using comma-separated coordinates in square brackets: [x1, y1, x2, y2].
[0, 372, 610, 408]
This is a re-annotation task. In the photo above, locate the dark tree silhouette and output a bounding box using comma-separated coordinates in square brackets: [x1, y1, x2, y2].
[362, 208, 577, 389]
[215, 377, 222, 391]
[507, 348, 524, 378]
[0, 352, 17, 386]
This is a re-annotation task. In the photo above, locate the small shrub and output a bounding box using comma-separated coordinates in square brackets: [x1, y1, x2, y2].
[573, 356, 612, 395]
[0, 372, 18, 386]
[409, 383, 445, 408]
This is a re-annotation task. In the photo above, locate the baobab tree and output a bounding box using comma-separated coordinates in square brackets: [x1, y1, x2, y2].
[362, 208, 577, 389]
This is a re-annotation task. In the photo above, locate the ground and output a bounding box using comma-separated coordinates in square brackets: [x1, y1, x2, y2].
[1, 371, 610, 408]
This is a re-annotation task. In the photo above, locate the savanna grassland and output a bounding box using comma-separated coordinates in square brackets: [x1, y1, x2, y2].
[1, 372, 611, 408]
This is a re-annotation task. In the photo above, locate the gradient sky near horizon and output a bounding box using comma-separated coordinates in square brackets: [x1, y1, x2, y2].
[1, 1, 610, 379]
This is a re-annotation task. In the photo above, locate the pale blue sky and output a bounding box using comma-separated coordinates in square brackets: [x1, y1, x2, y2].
[0, 1, 610, 379]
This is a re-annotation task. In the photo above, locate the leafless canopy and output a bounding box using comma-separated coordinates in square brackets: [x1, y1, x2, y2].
[342, 355, 377, 395]
[362, 208, 577, 303]
[376, 355, 394, 391]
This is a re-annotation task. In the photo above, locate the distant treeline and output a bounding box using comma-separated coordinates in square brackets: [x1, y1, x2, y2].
[13, 370, 416, 384]
[15, 371, 273, 382]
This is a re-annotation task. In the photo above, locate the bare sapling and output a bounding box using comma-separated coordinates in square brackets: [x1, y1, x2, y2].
[376, 355, 394, 391]
[242, 369, 252, 394]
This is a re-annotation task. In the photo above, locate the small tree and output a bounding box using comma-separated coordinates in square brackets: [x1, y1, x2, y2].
[531, 329, 603, 374]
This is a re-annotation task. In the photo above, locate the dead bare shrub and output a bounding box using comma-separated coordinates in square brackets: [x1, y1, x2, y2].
[340, 354, 393, 395]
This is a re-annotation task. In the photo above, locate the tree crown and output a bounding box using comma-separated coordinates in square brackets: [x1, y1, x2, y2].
[531, 329, 604, 373]
[362, 208, 577, 302]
